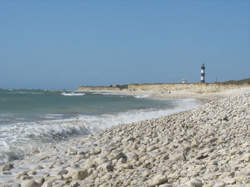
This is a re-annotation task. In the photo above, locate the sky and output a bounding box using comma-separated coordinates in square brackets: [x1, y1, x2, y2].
[0, 1, 249, 90]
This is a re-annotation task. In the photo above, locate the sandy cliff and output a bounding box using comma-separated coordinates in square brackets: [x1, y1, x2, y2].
[77, 84, 250, 100]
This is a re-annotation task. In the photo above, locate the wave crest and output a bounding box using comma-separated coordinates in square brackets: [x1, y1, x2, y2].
[61, 92, 85, 96]
[0, 98, 199, 164]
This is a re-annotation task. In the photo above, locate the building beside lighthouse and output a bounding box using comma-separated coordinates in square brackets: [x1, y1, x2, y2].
[201, 64, 205, 83]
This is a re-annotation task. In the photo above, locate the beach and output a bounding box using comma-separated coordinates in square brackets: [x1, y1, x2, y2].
[0, 87, 250, 187]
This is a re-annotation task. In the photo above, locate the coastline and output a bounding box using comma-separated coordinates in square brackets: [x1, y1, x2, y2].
[1, 87, 250, 186]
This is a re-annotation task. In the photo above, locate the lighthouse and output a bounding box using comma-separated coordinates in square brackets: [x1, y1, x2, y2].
[201, 64, 205, 83]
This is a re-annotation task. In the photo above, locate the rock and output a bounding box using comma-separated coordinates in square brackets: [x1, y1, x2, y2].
[118, 163, 133, 169]
[65, 168, 88, 180]
[127, 152, 139, 161]
[141, 169, 150, 177]
[28, 170, 37, 175]
[159, 184, 173, 187]
[2, 171, 12, 175]
[94, 156, 108, 165]
[0, 183, 20, 187]
[241, 153, 250, 162]
[90, 147, 102, 155]
[33, 165, 44, 170]
[20, 175, 33, 180]
[148, 174, 168, 187]
[21, 180, 41, 187]
[35, 177, 45, 185]
[222, 116, 229, 121]
[102, 174, 112, 181]
[186, 179, 203, 187]
[191, 139, 200, 147]
[115, 152, 127, 163]
[82, 158, 96, 169]
[70, 181, 80, 187]
[57, 169, 68, 175]
[147, 145, 158, 152]
[40, 177, 58, 187]
[213, 181, 226, 187]
[196, 154, 208, 160]
[223, 177, 236, 184]
[170, 151, 186, 162]
[1, 163, 14, 171]
[105, 162, 114, 172]
[239, 167, 250, 176]
[16, 171, 27, 179]
[41, 181, 52, 187]
[39, 156, 50, 161]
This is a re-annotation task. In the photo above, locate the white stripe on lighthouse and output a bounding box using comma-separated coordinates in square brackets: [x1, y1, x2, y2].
[201, 69, 204, 74]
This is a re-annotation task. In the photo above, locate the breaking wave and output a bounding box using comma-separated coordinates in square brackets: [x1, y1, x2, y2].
[0, 98, 199, 164]
[61, 92, 86, 96]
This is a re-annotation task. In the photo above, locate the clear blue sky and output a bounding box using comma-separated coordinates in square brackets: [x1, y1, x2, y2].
[0, 1, 249, 90]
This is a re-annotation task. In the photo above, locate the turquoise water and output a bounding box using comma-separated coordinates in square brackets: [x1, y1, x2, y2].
[0, 88, 199, 164]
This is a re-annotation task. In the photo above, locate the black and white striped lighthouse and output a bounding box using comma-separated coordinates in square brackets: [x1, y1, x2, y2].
[201, 64, 205, 83]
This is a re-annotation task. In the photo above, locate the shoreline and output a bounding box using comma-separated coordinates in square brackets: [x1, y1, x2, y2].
[1, 87, 250, 186]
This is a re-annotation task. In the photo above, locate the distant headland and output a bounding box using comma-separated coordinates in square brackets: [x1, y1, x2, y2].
[77, 78, 250, 98]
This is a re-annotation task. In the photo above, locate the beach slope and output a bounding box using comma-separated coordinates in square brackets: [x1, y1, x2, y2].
[1, 89, 250, 186]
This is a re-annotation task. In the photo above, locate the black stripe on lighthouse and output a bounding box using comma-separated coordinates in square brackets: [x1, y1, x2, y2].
[201, 64, 205, 83]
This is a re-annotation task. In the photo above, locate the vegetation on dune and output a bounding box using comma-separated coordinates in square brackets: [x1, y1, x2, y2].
[221, 78, 250, 85]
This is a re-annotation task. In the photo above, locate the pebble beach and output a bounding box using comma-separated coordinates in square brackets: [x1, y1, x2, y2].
[1, 89, 250, 187]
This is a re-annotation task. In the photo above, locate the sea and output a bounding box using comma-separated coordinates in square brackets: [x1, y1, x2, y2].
[0, 88, 199, 165]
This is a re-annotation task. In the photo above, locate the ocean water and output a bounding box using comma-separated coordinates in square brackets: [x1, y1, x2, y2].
[0, 88, 199, 164]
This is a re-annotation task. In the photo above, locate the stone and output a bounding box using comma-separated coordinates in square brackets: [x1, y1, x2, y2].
[41, 181, 52, 187]
[20, 175, 33, 180]
[127, 152, 139, 161]
[159, 184, 173, 187]
[70, 181, 80, 187]
[186, 179, 203, 187]
[65, 168, 88, 180]
[28, 170, 37, 175]
[118, 163, 133, 169]
[21, 180, 41, 187]
[94, 156, 108, 165]
[40, 177, 58, 187]
[82, 158, 96, 169]
[196, 154, 208, 160]
[213, 181, 226, 187]
[147, 145, 158, 152]
[148, 174, 168, 187]
[0, 184, 20, 187]
[223, 177, 236, 184]
[57, 169, 68, 175]
[115, 152, 127, 163]
[1, 163, 14, 171]
[170, 151, 186, 162]
[33, 165, 44, 170]
[142, 169, 150, 177]
[105, 162, 114, 172]
[241, 153, 250, 162]
[239, 167, 250, 176]
[35, 177, 45, 185]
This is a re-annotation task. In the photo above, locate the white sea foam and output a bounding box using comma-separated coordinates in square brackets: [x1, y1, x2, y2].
[41, 114, 64, 119]
[61, 92, 85, 96]
[0, 98, 199, 164]
[80, 98, 199, 131]
[134, 94, 151, 99]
